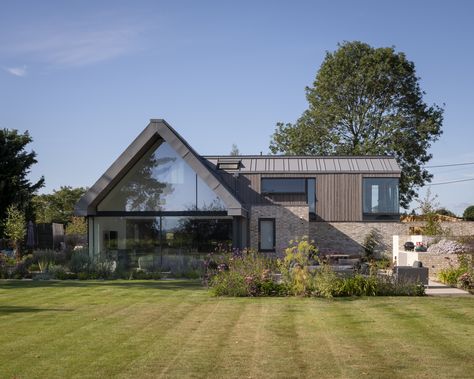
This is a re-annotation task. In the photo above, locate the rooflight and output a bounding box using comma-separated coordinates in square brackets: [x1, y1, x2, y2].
[217, 158, 241, 170]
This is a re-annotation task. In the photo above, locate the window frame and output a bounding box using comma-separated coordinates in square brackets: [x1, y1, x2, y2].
[362, 177, 400, 221]
[258, 218, 276, 252]
[261, 178, 306, 195]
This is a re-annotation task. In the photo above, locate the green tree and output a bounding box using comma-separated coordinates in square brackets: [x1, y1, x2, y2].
[269, 41, 444, 208]
[463, 205, 474, 221]
[65, 216, 87, 249]
[0, 129, 44, 233]
[32, 186, 87, 224]
[3, 205, 26, 260]
[417, 189, 443, 236]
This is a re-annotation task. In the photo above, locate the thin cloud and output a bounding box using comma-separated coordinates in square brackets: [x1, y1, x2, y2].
[1, 21, 145, 68]
[4, 66, 27, 77]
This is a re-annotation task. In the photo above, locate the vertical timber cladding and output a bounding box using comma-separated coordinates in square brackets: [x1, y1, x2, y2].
[235, 172, 400, 221]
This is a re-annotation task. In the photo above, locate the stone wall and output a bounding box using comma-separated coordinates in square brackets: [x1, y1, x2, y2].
[417, 253, 473, 278]
[248, 204, 474, 257]
[249, 205, 308, 254]
[308, 221, 474, 257]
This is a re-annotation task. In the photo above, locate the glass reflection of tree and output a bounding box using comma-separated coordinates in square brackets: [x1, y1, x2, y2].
[118, 151, 176, 211]
[176, 218, 232, 252]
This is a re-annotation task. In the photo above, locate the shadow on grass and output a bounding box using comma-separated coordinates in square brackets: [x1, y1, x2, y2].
[0, 305, 73, 315]
[0, 279, 205, 291]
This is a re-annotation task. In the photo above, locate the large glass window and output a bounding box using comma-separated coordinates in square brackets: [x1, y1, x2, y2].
[261, 178, 306, 194]
[363, 178, 399, 220]
[92, 216, 232, 269]
[98, 140, 226, 212]
[259, 218, 275, 252]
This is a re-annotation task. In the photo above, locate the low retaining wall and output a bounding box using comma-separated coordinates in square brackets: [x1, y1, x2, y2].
[310, 221, 474, 256]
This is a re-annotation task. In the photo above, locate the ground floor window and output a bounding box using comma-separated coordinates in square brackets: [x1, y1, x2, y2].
[90, 216, 232, 270]
[258, 218, 275, 252]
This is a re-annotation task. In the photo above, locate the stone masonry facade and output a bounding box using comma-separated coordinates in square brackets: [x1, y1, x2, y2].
[249, 205, 309, 254]
[249, 207, 474, 257]
[416, 253, 473, 278]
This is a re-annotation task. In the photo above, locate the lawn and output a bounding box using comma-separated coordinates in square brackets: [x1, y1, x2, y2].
[0, 280, 473, 379]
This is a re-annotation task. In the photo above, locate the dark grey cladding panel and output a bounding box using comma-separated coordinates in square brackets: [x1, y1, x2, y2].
[75, 119, 246, 217]
[203, 155, 401, 174]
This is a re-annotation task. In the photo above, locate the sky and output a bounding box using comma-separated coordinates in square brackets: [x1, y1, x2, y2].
[0, 0, 473, 215]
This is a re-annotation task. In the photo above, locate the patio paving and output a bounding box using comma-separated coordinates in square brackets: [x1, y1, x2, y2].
[425, 280, 471, 296]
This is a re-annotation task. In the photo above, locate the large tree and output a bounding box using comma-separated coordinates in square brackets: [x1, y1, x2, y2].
[269, 41, 444, 208]
[32, 186, 87, 224]
[0, 129, 44, 234]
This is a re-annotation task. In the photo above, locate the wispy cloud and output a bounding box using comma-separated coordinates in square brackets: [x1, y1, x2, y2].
[0, 20, 146, 69]
[4, 65, 27, 76]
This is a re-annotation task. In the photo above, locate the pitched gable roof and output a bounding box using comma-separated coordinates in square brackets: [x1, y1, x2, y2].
[75, 119, 246, 217]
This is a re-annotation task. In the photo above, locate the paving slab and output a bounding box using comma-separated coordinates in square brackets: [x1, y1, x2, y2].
[425, 280, 471, 296]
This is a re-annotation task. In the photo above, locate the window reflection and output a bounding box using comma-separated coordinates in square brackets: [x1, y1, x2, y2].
[98, 140, 226, 211]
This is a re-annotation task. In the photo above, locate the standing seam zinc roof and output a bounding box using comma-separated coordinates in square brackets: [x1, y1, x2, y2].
[203, 156, 401, 173]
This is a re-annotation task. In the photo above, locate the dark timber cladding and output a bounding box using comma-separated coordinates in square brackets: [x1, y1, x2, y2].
[205, 156, 401, 222]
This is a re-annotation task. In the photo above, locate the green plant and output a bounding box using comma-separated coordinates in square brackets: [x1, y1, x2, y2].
[69, 249, 92, 273]
[338, 274, 379, 297]
[278, 237, 319, 296]
[463, 205, 474, 221]
[362, 229, 379, 261]
[208, 248, 280, 297]
[33, 249, 56, 272]
[313, 264, 340, 298]
[3, 205, 26, 261]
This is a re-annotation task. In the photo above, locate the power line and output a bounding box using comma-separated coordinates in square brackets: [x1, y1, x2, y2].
[427, 177, 474, 186]
[426, 162, 474, 168]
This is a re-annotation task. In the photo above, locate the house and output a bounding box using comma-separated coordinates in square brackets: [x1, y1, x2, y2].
[75, 119, 401, 267]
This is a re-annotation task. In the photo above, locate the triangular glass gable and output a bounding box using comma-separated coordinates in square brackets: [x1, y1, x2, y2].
[98, 140, 227, 212]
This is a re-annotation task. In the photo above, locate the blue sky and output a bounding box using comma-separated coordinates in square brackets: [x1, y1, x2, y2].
[1, 0, 473, 215]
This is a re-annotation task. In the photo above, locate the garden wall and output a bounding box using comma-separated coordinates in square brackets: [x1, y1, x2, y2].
[309, 221, 474, 256]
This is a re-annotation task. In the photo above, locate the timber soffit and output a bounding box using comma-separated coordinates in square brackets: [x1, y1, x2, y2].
[75, 119, 246, 217]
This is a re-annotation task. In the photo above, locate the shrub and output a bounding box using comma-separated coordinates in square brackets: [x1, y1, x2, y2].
[313, 265, 339, 298]
[208, 249, 282, 297]
[338, 274, 379, 297]
[12, 261, 30, 279]
[33, 250, 57, 272]
[69, 249, 92, 273]
[463, 205, 474, 221]
[278, 237, 319, 296]
[362, 229, 379, 261]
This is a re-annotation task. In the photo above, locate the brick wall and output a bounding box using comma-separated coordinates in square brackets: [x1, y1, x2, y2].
[248, 205, 474, 257]
[249, 205, 308, 254]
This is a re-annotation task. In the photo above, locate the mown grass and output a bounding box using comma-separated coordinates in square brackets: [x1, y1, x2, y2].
[0, 280, 473, 379]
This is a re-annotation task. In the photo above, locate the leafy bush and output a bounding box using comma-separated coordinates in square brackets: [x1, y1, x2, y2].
[437, 253, 473, 290]
[362, 229, 379, 261]
[12, 261, 30, 279]
[208, 249, 283, 297]
[31, 249, 66, 272]
[438, 267, 465, 286]
[313, 264, 339, 298]
[463, 205, 474, 221]
[278, 237, 319, 296]
[69, 249, 92, 273]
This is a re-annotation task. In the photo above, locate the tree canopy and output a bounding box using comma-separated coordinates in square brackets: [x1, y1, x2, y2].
[0, 129, 44, 233]
[269, 41, 444, 208]
[32, 186, 87, 224]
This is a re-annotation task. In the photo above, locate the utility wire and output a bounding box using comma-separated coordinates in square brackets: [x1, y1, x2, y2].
[427, 177, 474, 186]
[425, 162, 474, 168]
